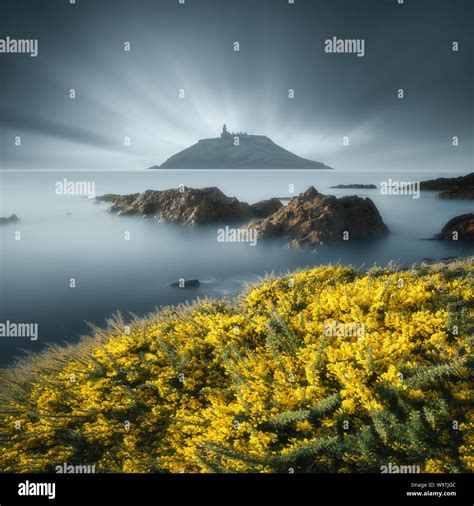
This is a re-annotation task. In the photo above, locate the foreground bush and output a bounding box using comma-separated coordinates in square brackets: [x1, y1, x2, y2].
[0, 259, 473, 473]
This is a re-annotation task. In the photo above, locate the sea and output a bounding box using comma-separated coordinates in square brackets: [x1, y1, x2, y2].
[0, 168, 472, 367]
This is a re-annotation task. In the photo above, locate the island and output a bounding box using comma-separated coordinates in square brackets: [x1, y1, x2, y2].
[419, 172, 473, 199]
[0, 214, 20, 225]
[330, 184, 377, 189]
[148, 125, 333, 170]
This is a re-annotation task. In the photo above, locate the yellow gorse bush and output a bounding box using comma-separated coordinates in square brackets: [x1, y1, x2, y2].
[0, 260, 472, 473]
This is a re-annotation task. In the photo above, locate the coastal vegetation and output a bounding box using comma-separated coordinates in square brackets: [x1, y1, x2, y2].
[0, 259, 472, 473]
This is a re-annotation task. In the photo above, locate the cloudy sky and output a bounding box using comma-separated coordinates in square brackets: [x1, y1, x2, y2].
[1, 0, 472, 171]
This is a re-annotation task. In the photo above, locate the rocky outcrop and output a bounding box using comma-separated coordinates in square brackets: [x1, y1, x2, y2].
[96, 187, 282, 227]
[330, 184, 376, 189]
[170, 279, 200, 288]
[247, 186, 389, 249]
[437, 188, 474, 199]
[0, 214, 20, 225]
[435, 213, 474, 242]
[249, 198, 283, 218]
[419, 172, 473, 199]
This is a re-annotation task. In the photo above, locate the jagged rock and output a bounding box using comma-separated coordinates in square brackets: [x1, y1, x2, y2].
[0, 214, 20, 225]
[247, 186, 389, 249]
[96, 187, 279, 226]
[419, 172, 473, 199]
[435, 213, 474, 242]
[330, 184, 377, 189]
[170, 279, 200, 288]
[249, 198, 283, 218]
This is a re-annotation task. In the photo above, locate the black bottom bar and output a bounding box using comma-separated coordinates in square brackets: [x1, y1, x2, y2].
[0, 473, 471, 506]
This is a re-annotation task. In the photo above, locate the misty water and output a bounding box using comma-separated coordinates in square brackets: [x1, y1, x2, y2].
[1, 169, 473, 367]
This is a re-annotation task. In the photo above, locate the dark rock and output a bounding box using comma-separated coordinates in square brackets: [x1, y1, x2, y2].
[0, 214, 20, 225]
[330, 184, 377, 189]
[420, 172, 473, 190]
[437, 188, 474, 200]
[170, 279, 201, 288]
[96, 187, 282, 227]
[418, 172, 473, 199]
[435, 213, 474, 242]
[247, 186, 389, 249]
[249, 198, 283, 218]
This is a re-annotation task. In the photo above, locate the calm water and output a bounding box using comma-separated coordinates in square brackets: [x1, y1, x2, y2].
[1, 169, 473, 367]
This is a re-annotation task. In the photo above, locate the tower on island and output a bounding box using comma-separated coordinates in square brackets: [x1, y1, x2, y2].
[220, 124, 232, 139]
[220, 124, 248, 139]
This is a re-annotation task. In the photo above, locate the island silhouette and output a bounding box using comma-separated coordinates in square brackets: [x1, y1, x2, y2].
[149, 125, 333, 170]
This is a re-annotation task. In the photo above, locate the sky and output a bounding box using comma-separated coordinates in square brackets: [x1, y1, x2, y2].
[0, 0, 472, 172]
